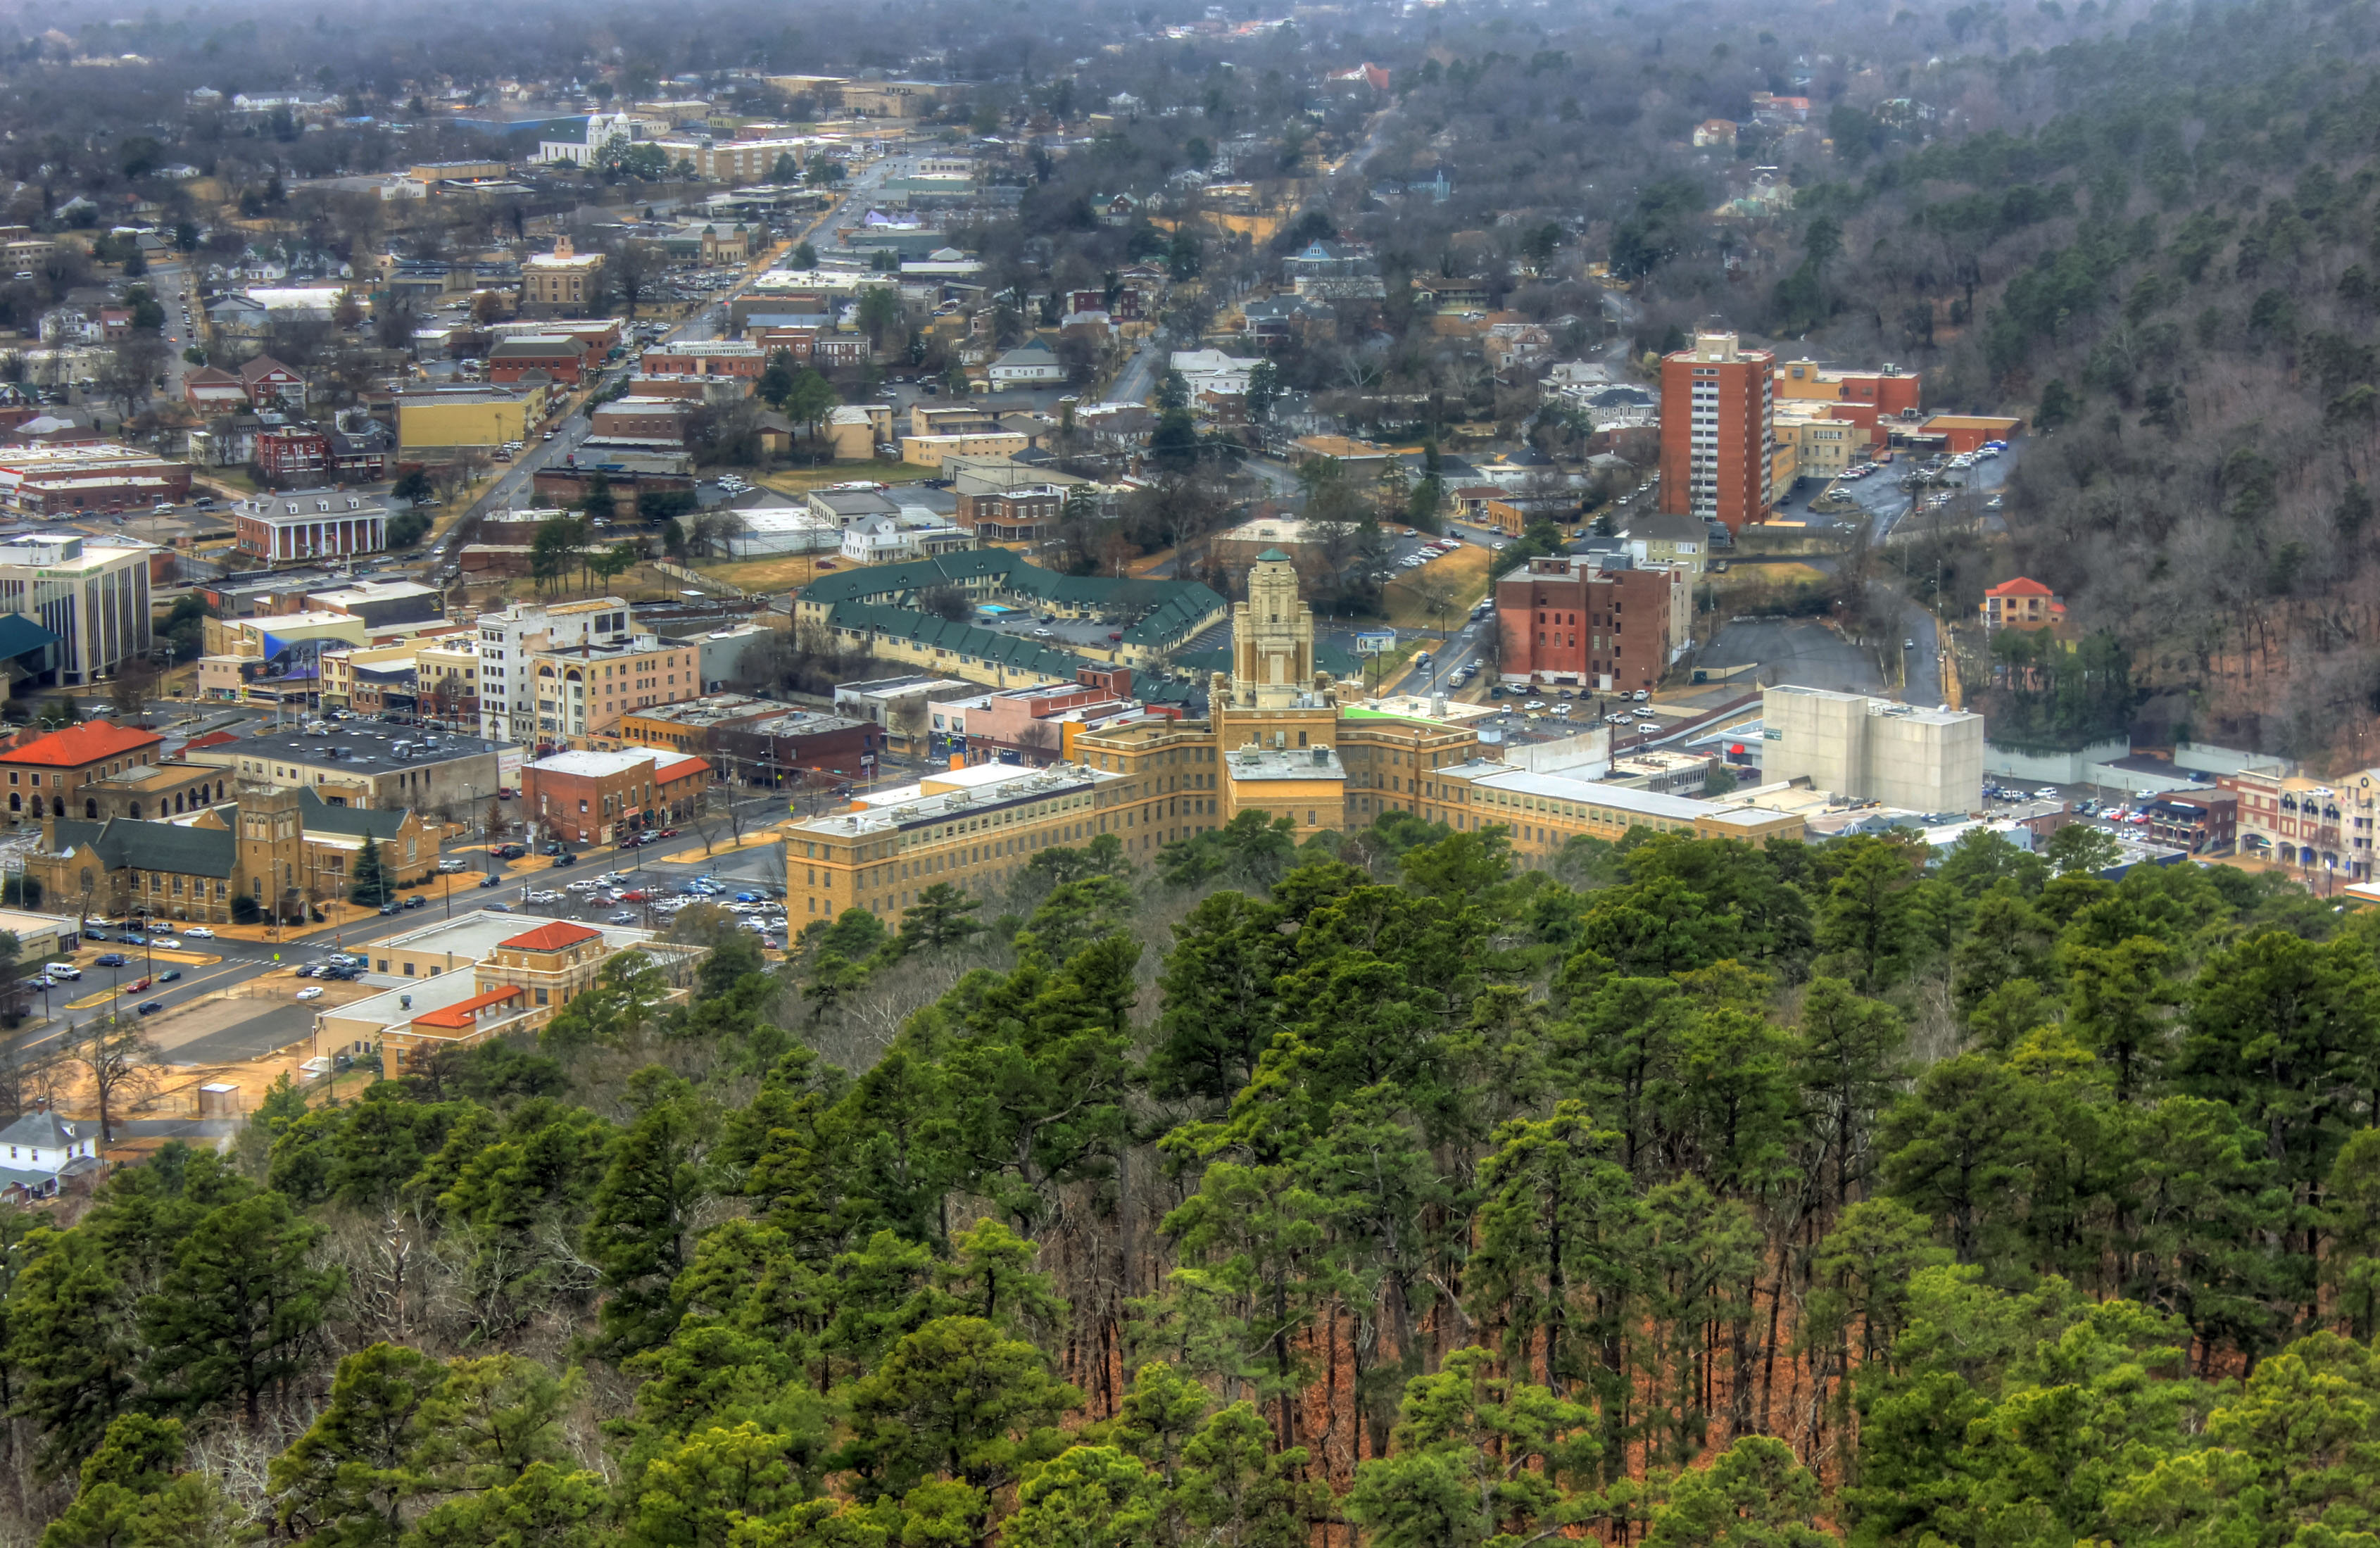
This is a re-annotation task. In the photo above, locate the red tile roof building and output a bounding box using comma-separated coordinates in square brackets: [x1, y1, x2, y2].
[0, 719, 165, 819]
[1981, 577, 2061, 632]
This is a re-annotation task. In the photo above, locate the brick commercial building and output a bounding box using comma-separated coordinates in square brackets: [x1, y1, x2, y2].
[254, 426, 331, 486]
[2141, 789, 2239, 855]
[588, 398, 693, 446]
[0, 719, 165, 821]
[640, 341, 764, 377]
[488, 336, 593, 386]
[710, 708, 879, 785]
[0, 443, 192, 516]
[956, 482, 1065, 542]
[1658, 331, 1775, 535]
[619, 695, 785, 755]
[1493, 553, 1690, 696]
[522, 747, 712, 845]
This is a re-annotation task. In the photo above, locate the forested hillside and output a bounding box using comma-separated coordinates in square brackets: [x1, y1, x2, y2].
[16, 810, 2380, 1546]
[1753, 0, 2380, 758]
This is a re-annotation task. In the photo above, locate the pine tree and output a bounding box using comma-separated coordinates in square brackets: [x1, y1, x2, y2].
[347, 836, 391, 909]
[142, 1191, 342, 1423]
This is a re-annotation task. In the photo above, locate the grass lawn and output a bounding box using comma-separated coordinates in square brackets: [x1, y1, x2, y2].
[690, 553, 839, 593]
[1380, 544, 1497, 632]
[757, 462, 942, 496]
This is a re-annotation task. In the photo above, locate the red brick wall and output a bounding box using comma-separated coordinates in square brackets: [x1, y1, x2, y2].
[1494, 561, 1670, 691]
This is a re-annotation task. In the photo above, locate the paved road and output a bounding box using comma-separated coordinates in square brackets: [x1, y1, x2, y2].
[1110, 336, 1164, 406]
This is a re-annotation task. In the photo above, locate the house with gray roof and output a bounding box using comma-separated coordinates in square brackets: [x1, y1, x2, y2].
[0, 1108, 101, 1197]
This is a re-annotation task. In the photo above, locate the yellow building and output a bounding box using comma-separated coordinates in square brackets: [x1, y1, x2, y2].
[313, 911, 704, 1074]
[1774, 406, 1860, 482]
[397, 386, 546, 460]
[779, 552, 1806, 921]
[901, 431, 1029, 468]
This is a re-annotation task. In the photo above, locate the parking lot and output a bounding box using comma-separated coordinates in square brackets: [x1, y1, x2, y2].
[1701, 617, 1886, 695]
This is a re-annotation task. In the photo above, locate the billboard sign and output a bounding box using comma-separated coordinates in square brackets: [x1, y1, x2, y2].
[1353, 631, 1397, 655]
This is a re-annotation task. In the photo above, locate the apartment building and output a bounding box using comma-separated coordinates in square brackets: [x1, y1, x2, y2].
[1659, 331, 1775, 534]
[474, 598, 636, 744]
[523, 632, 704, 748]
[0, 535, 152, 685]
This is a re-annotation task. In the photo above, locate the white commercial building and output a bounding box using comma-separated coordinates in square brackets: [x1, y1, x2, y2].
[0, 534, 152, 684]
[1759, 685, 1984, 816]
[474, 597, 636, 744]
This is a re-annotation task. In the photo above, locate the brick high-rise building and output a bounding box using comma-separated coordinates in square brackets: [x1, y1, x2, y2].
[1659, 331, 1775, 534]
[1494, 553, 1690, 696]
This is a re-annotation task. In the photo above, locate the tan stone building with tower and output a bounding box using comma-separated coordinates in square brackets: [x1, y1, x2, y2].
[776, 559, 1806, 922]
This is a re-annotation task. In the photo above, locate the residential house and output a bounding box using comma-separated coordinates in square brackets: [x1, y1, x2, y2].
[0, 1109, 99, 1198]
[1981, 577, 2061, 632]
[238, 355, 306, 411]
[988, 341, 1064, 386]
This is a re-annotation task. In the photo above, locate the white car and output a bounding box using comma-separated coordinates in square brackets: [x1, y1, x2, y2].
[43, 962, 80, 980]
[183, 926, 215, 938]
[151, 938, 180, 950]
[295, 986, 325, 1001]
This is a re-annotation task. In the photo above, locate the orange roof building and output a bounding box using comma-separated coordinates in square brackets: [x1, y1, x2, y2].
[0, 719, 166, 820]
[408, 985, 527, 1031]
[498, 920, 602, 952]
[1982, 577, 2062, 633]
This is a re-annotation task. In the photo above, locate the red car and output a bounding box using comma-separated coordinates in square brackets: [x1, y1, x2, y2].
[128, 976, 150, 993]
[658, 828, 679, 838]
[619, 889, 652, 902]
